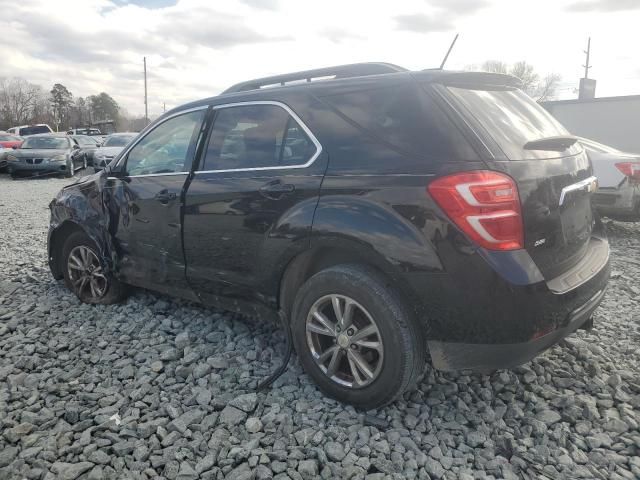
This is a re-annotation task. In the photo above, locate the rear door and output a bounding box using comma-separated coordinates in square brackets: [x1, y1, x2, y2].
[183, 101, 326, 313]
[443, 84, 596, 279]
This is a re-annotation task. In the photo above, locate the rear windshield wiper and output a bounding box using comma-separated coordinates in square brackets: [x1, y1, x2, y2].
[523, 136, 577, 152]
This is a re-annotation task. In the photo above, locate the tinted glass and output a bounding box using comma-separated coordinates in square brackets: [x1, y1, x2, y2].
[20, 126, 51, 136]
[126, 110, 204, 176]
[322, 84, 476, 162]
[104, 135, 136, 147]
[22, 137, 69, 149]
[447, 86, 578, 159]
[202, 104, 316, 170]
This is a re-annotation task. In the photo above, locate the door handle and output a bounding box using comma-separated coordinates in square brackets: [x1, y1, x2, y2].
[155, 190, 177, 204]
[259, 182, 295, 199]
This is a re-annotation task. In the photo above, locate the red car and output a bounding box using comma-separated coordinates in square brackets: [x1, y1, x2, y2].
[0, 133, 23, 149]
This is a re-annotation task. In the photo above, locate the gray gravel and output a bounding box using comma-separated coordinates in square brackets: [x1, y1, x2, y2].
[1, 174, 639, 480]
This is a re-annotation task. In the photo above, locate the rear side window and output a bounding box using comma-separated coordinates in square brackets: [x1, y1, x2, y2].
[447, 87, 579, 159]
[202, 104, 317, 171]
[320, 84, 476, 162]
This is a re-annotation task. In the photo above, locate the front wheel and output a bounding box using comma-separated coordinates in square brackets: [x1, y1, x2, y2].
[64, 160, 74, 178]
[61, 231, 126, 304]
[291, 264, 426, 409]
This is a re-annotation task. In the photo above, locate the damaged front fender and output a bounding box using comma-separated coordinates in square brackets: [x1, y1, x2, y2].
[48, 172, 122, 280]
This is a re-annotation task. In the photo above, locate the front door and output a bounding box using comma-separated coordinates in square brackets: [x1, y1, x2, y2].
[107, 108, 207, 296]
[183, 101, 326, 314]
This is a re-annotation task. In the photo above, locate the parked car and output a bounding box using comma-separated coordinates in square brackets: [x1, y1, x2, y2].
[580, 137, 640, 221]
[0, 133, 23, 149]
[67, 128, 102, 136]
[7, 124, 54, 136]
[5, 134, 87, 177]
[71, 135, 102, 166]
[0, 134, 23, 172]
[92, 133, 137, 171]
[48, 63, 609, 408]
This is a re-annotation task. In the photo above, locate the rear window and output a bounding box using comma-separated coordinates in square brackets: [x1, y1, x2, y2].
[19, 126, 51, 136]
[321, 84, 476, 162]
[447, 87, 580, 159]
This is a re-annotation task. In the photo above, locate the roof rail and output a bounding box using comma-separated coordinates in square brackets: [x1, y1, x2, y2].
[222, 62, 407, 94]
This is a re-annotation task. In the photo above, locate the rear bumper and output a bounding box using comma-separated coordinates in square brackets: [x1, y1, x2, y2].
[593, 183, 639, 218]
[428, 287, 606, 370]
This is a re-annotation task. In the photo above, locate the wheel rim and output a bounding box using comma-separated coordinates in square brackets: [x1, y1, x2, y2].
[306, 294, 384, 388]
[67, 245, 108, 300]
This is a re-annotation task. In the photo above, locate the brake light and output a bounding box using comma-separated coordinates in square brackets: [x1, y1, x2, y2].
[428, 171, 524, 251]
[615, 162, 640, 180]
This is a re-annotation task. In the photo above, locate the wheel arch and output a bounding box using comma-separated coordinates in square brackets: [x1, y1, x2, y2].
[48, 220, 88, 279]
[278, 237, 428, 332]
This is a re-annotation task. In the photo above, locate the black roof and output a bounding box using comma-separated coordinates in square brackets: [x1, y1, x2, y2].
[168, 63, 522, 116]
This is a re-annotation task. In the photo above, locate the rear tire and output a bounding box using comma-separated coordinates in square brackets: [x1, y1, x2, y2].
[291, 264, 425, 409]
[61, 231, 126, 304]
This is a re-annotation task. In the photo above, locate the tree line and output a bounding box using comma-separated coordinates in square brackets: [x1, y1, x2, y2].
[0, 77, 148, 132]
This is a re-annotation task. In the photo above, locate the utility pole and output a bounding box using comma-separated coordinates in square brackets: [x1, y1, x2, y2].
[583, 37, 591, 79]
[144, 57, 148, 125]
[163, 102, 166, 113]
[579, 37, 596, 99]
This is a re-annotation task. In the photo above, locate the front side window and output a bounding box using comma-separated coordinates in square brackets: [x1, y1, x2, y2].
[125, 110, 204, 176]
[202, 104, 316, 171]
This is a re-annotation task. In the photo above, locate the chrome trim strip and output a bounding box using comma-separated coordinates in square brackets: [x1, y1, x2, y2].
[195, 100, 322, 175]
[559, 176, 598, 206]
[107, 172, 188, 180]
[113, 105, 210, 173]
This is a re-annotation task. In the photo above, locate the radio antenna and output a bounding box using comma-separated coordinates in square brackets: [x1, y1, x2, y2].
[439, 33, 459, 69]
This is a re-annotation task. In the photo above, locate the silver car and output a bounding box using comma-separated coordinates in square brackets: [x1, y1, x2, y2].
[93, 133, 137, 172]
[581, 137, 640, 221]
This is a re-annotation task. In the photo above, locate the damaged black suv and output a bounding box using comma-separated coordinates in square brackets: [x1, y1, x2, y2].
[48, 63, 609, 408]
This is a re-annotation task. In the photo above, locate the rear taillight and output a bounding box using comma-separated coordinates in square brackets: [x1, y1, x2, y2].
[428, 170, 524, 251]
[615, 162, 640, 180]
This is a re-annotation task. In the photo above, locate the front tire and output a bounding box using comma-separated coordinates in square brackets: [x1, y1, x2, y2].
[65, 160, 74, 178]
[61, 231, 126, 304]
[291, 264, 425, 409]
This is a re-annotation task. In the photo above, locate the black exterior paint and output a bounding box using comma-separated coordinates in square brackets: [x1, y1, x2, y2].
[48, 68, 610, 371]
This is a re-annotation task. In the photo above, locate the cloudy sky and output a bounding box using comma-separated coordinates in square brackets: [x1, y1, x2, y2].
[1, 0, 638, 117]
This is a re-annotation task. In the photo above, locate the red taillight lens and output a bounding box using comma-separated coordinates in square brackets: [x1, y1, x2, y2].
[427, 171, 524, 251]
[615, 162, 640, 180]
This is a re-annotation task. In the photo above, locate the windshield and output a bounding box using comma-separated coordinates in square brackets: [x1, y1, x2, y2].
[579, 138, 621, 154]
[21, 137, 69, 149]
[447, 87, 580, 159]
[104, 135, 135, 147]
[19, 126, 51, 136]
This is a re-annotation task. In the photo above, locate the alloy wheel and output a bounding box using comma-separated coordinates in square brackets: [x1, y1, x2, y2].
[305, 294, 384, 388]
[67, 245, 108, 300]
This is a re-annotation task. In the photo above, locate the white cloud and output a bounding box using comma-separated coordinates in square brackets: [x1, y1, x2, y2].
[0, 0, 638, 117]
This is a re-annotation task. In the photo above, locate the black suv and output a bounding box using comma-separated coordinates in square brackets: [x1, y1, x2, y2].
[48, 63, 609, 408]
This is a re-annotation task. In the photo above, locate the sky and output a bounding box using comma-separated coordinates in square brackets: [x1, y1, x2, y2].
[1, 0, 639, 117]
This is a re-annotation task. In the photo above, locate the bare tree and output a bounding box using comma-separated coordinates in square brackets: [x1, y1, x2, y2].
[471, 60, 561, 102]
[0, 78, 42, 128]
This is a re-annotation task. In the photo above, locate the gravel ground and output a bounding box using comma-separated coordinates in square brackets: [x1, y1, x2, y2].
[0, 173, 639, 480]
